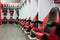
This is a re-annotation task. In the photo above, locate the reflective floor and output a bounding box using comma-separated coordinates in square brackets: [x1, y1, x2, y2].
[0, 24, 29, 40]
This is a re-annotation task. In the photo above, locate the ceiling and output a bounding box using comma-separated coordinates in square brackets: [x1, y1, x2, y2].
[1, 0, 22, 3]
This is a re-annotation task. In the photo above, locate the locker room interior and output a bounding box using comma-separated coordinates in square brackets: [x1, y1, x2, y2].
[0, 0, 60, 40]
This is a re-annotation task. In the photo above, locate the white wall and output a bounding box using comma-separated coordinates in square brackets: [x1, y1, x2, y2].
[38, 0, 60, 21]
[19, 0, 37, 20]
[38, 0, 54, 21]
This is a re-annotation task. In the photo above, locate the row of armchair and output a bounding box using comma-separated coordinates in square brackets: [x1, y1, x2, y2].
[18, 7, 60, 40]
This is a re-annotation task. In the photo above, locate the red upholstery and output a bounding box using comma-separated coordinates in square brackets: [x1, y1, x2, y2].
[18, 20, 26, 26]
[23, 17, 31, 29]
[59, 14, 60, 23]
[3, 10, 7, 16]
[24, 22, 30, 29]
[31, 24, 41, 32]
[36, 32, 47, 40]
[9, 10, 14, 16]
[41, 15, 49, 31]
[4, 12, 7, 16]
[30, 23, 34, 28]
[22, 21, 26, 26]
[14, 19, 18, 22]
[30, 13, 38, 30]
[48, 34, 60, 40]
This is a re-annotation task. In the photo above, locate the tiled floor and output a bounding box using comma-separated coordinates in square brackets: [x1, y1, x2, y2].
[0, 24, 29, 40]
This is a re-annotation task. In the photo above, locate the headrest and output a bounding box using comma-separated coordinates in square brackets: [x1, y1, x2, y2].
[4, 17, 7, 19]
[26, 20, 31, 22]
[49, 7, 59, 14]
[48, 7, 59, 22]
[10, 17, 13, 19]
[9, 10, 14, 13]
[3, 10, 7, 13]
[34, 20, 42, 24]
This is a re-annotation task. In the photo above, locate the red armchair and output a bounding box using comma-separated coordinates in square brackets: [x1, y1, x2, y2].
[30, 7, 60, 40]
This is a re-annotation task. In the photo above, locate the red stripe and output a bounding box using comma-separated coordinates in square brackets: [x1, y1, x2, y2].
[0, 0, 2, 25]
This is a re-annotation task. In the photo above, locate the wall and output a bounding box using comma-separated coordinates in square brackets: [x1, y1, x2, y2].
[19, 0, 56, 21]
[38, 0, 54, 21]
[19, 0, 37, 20]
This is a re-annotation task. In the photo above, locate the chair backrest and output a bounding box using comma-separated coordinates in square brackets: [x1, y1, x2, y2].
[44, 12, 59, 33]
[30, 22, 34, 27]
[41, 7, 59, 34]
[3, 10, 7, 16]
[4, 17, 7, 19]
[9, 17, 13, 20]
[9, 10, 14, 16]
[55, 9, 60, 37]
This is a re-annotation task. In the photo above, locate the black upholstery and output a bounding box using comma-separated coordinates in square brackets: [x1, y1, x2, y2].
[31, 30, 36, 37]
[9, 17, 14, 24]
[3, 17, 7, 24]
[56, 24, 60, 37]
[44, 7, 59, 33]
[42, 34, 48, 40]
